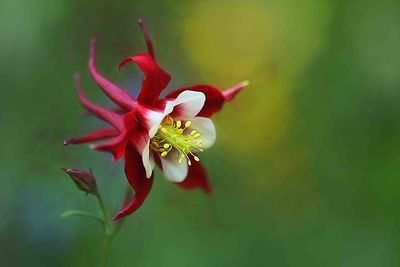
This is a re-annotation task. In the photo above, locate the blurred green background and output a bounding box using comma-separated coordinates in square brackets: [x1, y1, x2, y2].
[1, 0, 400, 266]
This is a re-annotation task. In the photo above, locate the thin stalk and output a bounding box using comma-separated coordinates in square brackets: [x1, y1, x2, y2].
[100, 233, 112, 267]
[96, 192, 112, 267]
[96, 185, 132, 267]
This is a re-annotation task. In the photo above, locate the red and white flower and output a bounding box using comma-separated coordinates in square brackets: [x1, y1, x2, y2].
[64, 19, 248, 220]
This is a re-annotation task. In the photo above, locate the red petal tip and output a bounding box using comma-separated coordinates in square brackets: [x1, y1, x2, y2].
[110, 214, 121, 222]
[203, 186, 212, 194]
[241, 80, 250, 87]
[90, 38, 96, 57]
[73, 72, 80, 82]
[90, 38, 96, 46]
[136, 18, 155, 59]
[118, 58, 131, 70]
[223, 80, 249, 101]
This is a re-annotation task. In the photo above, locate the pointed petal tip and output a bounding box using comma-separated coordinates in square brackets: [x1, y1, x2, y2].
[241, 80, 250, 87]
[63, 140, 70, 146]
[136, 18, 155, 59]
[110, 214, 121, 222]
[203, 186, 212, 194]
[90, 38, 97, 57]
[73, 72, 80, 82]
[222, 80, 249, 101]
[90, 38, 96, 46]
[118, 57, 130, 70]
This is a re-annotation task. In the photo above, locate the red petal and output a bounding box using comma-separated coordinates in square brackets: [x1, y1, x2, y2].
[175, 158, 211, 194]
[137, 18, 155, 59]
[88, 39, 137, 110]
[91, 134, 128, 161]
[112, 144, 153, 221]
[165, 85, 224, 117]
[119, 53, 170, 106]
[74, 73, 123, 130]
[91, 110, 140, 161]
[222, 81, 249, 101]
[165, 81, 248, 117]
[64, 128, 119, 146]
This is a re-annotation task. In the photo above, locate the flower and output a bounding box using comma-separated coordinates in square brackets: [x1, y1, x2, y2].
[64, 19, 248, 220]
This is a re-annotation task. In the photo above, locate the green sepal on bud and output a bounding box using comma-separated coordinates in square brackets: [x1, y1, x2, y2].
[61, 168, 99, 196]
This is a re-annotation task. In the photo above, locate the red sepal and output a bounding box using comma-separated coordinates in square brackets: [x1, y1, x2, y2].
[119, 53, 170, 107]
[175, 157, 211, 194]
[64, 128, 119, 146]
[112, 144, 153, 221]
[91, 110, 138, 161]
[74, 73, 123, 130]
[165, 82, 247, 117]
[165, 85, 224, 117]
[137, 18, 155, 59]
[88, 39, 137, 111]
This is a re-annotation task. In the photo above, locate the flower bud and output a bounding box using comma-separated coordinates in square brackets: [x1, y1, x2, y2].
[61, 168, 98, 195]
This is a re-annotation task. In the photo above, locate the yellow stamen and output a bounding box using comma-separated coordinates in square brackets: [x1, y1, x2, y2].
[150, 116, 204, 166]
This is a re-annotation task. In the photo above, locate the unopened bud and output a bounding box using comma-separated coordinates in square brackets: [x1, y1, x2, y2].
[61, 168, 98, 195]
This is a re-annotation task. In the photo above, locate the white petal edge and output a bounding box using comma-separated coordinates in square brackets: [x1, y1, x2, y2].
[189, 117, 216, 150]
[142, 141, 155, 178]
[144, 109, 168, 138]
[160, 150, 189, 182]
[143, 91, 206, 138]
[164, 90, 205, 119]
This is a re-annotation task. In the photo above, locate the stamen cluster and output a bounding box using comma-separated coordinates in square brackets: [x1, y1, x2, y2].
[150, 116, 203, 165]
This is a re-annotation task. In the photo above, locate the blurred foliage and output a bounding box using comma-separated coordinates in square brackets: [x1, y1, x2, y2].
[1, 0, 400, 266]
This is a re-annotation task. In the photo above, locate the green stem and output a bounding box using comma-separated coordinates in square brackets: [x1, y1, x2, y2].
[100, 233, 112, 267]
[96, 192, 112, 267]
[96, 185, 132, 267]
[97, 195, 109, 225]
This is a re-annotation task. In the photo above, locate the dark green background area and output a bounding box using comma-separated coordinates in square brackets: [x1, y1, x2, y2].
[1, 0, 400, 266]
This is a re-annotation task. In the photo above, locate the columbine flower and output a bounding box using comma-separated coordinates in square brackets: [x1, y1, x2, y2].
[64, 19, 248, 220]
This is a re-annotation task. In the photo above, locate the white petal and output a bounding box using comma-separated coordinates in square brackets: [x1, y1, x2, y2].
[160, 150, 188, 182]
[189, 117, 216, 149]
[141, 91, 206, 138]
[165, 90, 205, 119]
[141, 141, 155, 178]
[143, 108, 168, 138]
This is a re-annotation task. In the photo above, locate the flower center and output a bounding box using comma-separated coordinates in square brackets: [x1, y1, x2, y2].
[150, 116, 203, 165]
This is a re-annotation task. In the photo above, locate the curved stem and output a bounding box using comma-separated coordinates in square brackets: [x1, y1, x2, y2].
[60, 209, 104, 223]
